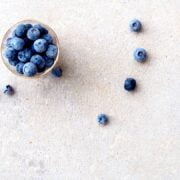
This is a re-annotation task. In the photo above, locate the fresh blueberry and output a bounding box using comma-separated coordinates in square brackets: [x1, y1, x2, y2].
[33, 39, 48, 53]
[11, 37, 25, 51]
[16, 62, 24, 74]
[23, 62, 37, 77]
[8, 59, 19, 66]
[27, 28, 40, 41]
[124, 78, 136, 91]
[30, 55, 45, 70]
[15, 24, 27, 37]
[46, 44, 58, 58]
[5, 48, 17, 60]
[34, 24, 48, 34]
[129, 19, 142, 32]
[133, 48, 147, 62]
[6, 38, 13, 48]
[51, 67, 62, 77]
[44, 56, 54, 67]
[3, 85, 14, 95]
[25, 24, 32, 30]
[18, 48, 32, 62]
[97, 114, 109, 125]
[42, 34, 53, 44]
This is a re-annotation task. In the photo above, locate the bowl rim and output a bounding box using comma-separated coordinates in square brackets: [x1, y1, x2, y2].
[1, 19, 60, 79]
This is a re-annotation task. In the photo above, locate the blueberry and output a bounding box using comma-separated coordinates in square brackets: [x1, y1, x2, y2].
[3, 85, 14, 95]
[44, 56, 54, 67]
[18, 48, 32, 62]
[25, 24, 32, 30]
[124, 78, 136, 91]
[27, 28, 40, 41]
[97, 114, 109, 125]
[51, 67, 62, 77]
[8, 59, 19, 66]
[30, 55, 45, 70]
[33, 39, 48, 53]
[42, 34, 53, 44]
[5, 48, 17, 60]
[129, 19, 142, 32]
[16, 62, 24, 74]
[133, 48, 147, 62]
[23, 62, 37, 77]
[6, 38, 13, 48]
[15, 24, 26, 37]
[46, 44, 58, 58]
[11, 37, 25, 51]
[34, 24, 48, 34]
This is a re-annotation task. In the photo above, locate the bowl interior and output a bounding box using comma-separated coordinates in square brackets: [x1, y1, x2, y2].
[1, 20, 60, 78]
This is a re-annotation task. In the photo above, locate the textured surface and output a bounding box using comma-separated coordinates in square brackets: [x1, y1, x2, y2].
[0, 0, 180, 179]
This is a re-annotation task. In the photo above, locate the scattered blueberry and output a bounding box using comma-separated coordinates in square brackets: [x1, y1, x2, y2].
[42, 34, 53, 44]
[34, 24, 48, 34]
[33, 39, 48, 53]
[27, 27, 40, 41]
[3, 85, 14, 95]
[30, 55, 45, 70]
[16, 62, 24, 74]
[15, 24, 27, 37]
[51, 67, 62, 77]
[46, 44, 58, 58]
[11, 37, 25, 50]
[23, 62, 37, 77]
[44, 56, 54, 67]
[97, 114, 109, 125]
[124, 78, 136, 91]
[5, 48, 17, 60]
[129, 19, 142, 32]
[18, 48, 32, 62]
[133, 48, 147, 62]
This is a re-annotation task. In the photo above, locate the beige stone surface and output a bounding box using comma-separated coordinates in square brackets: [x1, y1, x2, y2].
[0, 0, 180, 179]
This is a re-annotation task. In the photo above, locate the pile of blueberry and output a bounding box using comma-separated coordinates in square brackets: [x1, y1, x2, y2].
[4, 23, 58, 77]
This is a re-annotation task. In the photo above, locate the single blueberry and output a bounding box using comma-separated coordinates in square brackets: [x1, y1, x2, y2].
[129, 19, 142, 32]
[18, 48, 32, 62]
[8, 59, 19, 66]
[27, 28, 40, 41]
[133, 48, 147, 62]
[97, 114, 109, 125]
[6, 38, 13, 48]
[124, 78, 136, 91]
[16, 62, 24, 74]
[34, 24, 48, 34]
[44, 56, 54, 67]
[33, 39, 48, 53]
[15, 24, 27, 37]
[46, 44, 58, 58]
[23, 62, 37, 77]
[51, 67, 62, 77]
[25, 24, 32, 30]
[42, 34, 53, 44]
[3, 85, 14, 95]
[5, 48, 17, 60]
[30, 55, 45, 70]
[11, 37, 25, 51]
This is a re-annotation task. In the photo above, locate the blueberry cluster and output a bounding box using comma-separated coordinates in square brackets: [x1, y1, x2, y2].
[4, 23, 58, 77]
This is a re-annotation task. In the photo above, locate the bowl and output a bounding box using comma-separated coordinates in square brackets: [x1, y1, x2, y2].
[1, 19, 60, 78]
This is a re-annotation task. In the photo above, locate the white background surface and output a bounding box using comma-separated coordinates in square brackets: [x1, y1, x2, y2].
[0, 0, 180, 179]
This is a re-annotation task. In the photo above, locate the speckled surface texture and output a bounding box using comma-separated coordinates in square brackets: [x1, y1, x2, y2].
[0, 0, 180, 179]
